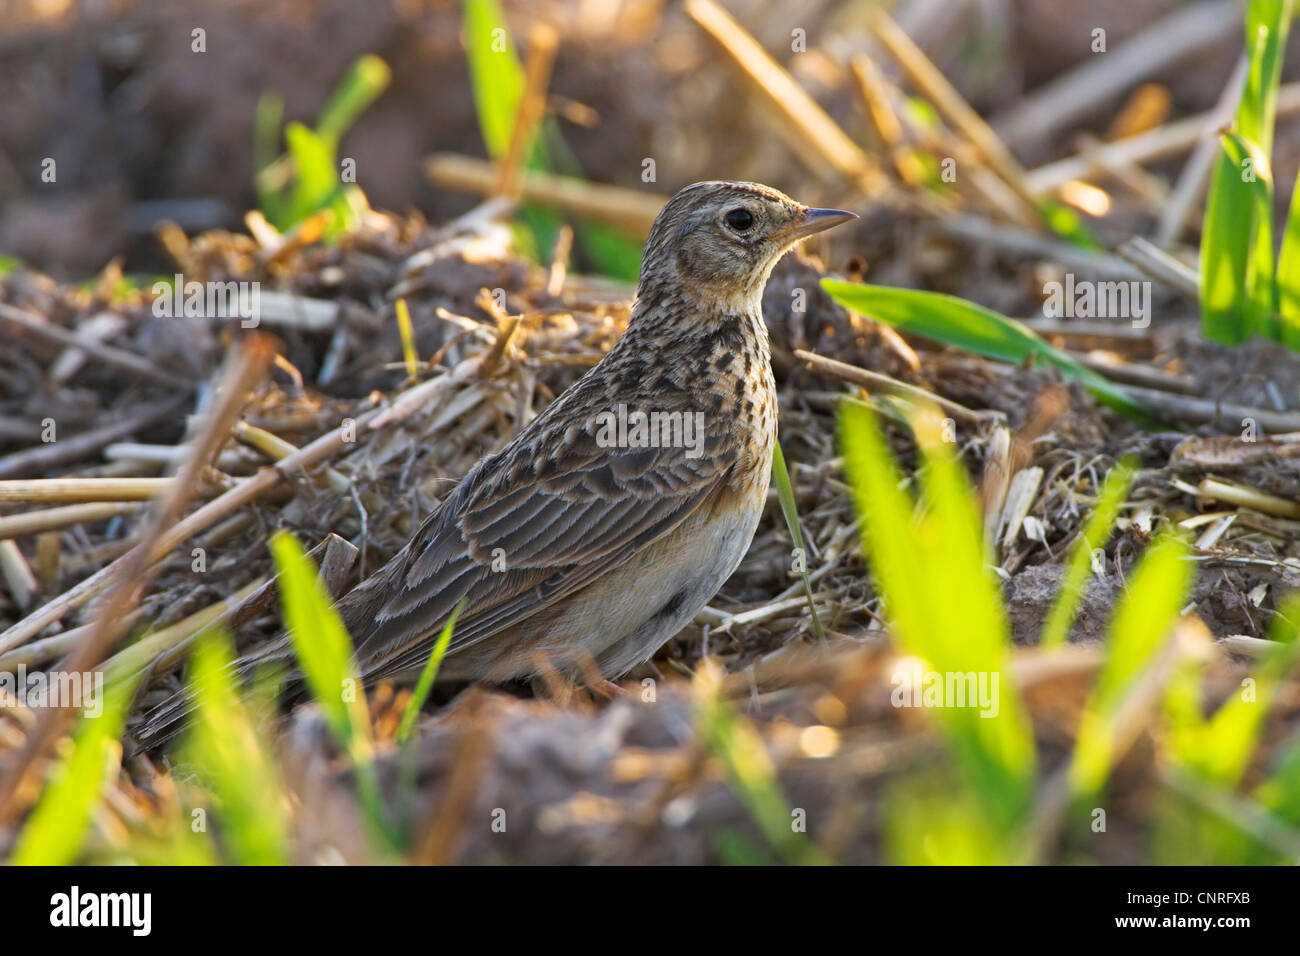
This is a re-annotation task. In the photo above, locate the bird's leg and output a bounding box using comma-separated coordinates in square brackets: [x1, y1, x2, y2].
[589, 679, 628, 700]
[572, 649, 626, 700]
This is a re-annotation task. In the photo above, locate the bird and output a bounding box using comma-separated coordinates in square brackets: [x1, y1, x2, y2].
[137, 181, 854, 745]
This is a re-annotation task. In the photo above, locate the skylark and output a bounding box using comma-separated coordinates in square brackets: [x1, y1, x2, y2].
[141, 181, 853, 742]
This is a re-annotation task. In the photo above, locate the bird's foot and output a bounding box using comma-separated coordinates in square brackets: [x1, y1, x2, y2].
[590, 679, 628, 700]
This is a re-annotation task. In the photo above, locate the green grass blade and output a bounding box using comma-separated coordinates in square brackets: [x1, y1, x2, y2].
[463, 0, 526, 159]
[1201, 147, 1255, 345]
[282, 122, 341, 228]
[1069, 529, 1193, 798]
[1228, 132, 1279, 338]
[255, 55, 386, 236]
[462, 0, 561, 259]
[543, 127, 644, 279]
[821, 279, 1155, 425]
[315, 54, 391, 145]
[692, 661, 833, 865]
[1039, 457, 1136, 648]
[839, 400, 1036, 844]
[575, 219, 644, 282]
[11, 675, 137, 865]
[269, 530, 393, 848]
[269, 530, 370, 756]
[182, 630, 292, 865]
[394, 297, 420, 378]
[464, 4, 637, 275]
[1275, 162, 1300, 348]
[395, 599, 466, 745]
[838, 402, 929, 647]
[884, 771, 1006, 865]
[1168, 594, 1300, 787]
[771, 441, 825, 643]
[1266, 2, 1300, 346]
[1241, 1, 1293, 157]
[1200, 2, 1291, 344]
[906, 407, 1037, 825]
[1254, 718, 1300, 827]
[1156, 594, 1300, 863]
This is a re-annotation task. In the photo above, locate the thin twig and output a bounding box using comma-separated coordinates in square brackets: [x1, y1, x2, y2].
[0, 397, 189, 481]
[1194, 477, 1300, 520]
[1019, 319, 1154, 343]
[233, 420, 350, 494]
[849, 54, 928, 189]
[1121, 387, 1300, 434]
[0, 362, 478, 655]
[0, 502, 138, 539]
[1072, 132, 1170, 207]
[1070, 352, 1198, 395]
[426, 154, 664, 235]
[793, 348, 986, 424]
[1026, 82, 1300, 194]
[0, 540, 39, 611]
[0, 302, 194, 391]
[1156, 55, 1248, 246]
[990, 0, 1238, 152]
[1116, 236, 1201, 298]
[686, 0, 885, 194]
[1219, 634, 1280, 659]
[932, 215, 1146, 280]
[495, 22, 558, 200]
[866, 6, 1039, 217]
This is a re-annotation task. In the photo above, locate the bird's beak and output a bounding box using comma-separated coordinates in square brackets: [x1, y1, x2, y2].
[778, 207, 858, 243]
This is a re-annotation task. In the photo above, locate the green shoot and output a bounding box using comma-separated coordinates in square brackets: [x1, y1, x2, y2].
[1068, 529, 1193, 799]
[1154, 597, 1300, 863]
[182, 630, 292, 865]
[692, 659, 833, 865]
[11, 675, 137, 865]
[840, 399, 1037, 855]
[462, 0, 642, 279]
[1166, 594, 1300, 788]
[255, 54, 390, 238]
[771, 441, 825, 643]
[822, 279, 1155, 425]
[395, 599, 466, 745]
[269, 530, 394, 850]
[1039, 457, 1136, 648]
[394, 297, 420, 379]
[1200, 1, 1297, 346]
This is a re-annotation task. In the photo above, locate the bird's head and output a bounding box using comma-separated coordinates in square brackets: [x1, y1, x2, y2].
[637, 181, 856, 314]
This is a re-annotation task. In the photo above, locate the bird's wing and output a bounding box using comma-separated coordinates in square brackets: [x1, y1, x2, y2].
[353, 397, 733, 679]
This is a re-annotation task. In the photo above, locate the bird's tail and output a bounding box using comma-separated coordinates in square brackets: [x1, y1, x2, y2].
[130, 638, 298, 753]
[132, 543, 402, 753]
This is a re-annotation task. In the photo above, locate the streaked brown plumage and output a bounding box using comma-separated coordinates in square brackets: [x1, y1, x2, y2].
[138, 181, 853, 746]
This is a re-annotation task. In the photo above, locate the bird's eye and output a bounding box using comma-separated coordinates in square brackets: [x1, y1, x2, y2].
[723, 207, 754, 233]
